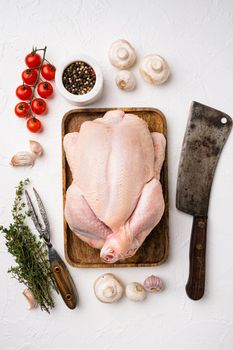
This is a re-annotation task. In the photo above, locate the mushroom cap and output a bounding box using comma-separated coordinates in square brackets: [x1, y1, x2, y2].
[93, 273, 123, 303]
[115, 70, 136, 91]
[139, 54, 170, 85]
[125, 282, 147, 301]
[109, 39, 136, 69]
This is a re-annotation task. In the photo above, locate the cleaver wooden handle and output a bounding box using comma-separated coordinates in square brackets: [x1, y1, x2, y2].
[49, 246, 78, 309]
[186, 216, 207, 300]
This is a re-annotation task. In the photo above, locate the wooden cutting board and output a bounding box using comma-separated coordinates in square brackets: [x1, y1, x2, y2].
[62, 108, 168, 267]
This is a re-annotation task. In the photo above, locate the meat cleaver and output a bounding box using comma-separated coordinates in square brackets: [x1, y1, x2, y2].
[176, 101, 232, 300]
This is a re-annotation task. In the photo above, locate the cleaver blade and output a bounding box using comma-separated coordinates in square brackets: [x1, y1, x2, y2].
[176, 101, 232, 300]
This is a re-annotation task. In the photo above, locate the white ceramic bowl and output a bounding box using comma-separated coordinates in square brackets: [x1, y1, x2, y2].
[55, 55, 103, 106]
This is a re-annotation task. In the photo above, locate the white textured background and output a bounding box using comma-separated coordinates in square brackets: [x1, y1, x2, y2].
[0, 0, 233, 349]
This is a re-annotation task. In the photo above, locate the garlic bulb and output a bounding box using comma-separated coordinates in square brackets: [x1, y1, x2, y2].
[29, 140, 43, 157]
[23, 288, 38, 310]
[139, 54, 170, 85]
[109, 39, 136, 69]
[125, 282, 146, 302]
[143, 275, 164, 292]
[11, 140, 43, 167]
[11, 152, 36, 167]
[93, 273, 123, 303]
[115, 70, 136, 91]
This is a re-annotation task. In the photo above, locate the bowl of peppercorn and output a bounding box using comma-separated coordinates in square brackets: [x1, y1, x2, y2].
[55, 55, 103, 105]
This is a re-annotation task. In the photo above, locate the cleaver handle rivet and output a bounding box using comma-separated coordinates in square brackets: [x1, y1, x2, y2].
[221, 117, 228, 124]
[196, 244, 203, 250]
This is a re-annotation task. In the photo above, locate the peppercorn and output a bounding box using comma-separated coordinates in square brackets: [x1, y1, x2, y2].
[62, 61, 96, 95]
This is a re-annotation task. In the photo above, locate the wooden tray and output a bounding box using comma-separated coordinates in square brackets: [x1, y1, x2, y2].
[62, 108, 168, 267]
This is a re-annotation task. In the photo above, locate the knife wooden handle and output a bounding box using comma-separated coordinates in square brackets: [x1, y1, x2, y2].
[49, 247, 78, 309]
[186, 216, 207, 300]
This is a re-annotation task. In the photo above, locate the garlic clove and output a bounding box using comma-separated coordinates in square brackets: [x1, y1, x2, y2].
[139, 54, 170, 85]
[11, 140, 43, 167]
[115, 70, 136, 91]
[22, 288, 38, 310]
[29, 140, 43, 157]
[109, 39, 136, 69]
[93, 273, 123, 303]
[125, 282, 146, 302]
[143, 275, 164, 293]
[11, 152, 36, 167]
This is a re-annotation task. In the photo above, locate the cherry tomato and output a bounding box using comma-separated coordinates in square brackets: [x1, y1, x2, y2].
[37, 81, 53, 98]
[31, 98, 47, 115]
[25, 52, 41, 68]
[41, 64, 56, 80]
[27, 118, 42, 133]
[15, 102, 29, 118]
[22, 69, 38, 85]
[16, 85, 32, 100]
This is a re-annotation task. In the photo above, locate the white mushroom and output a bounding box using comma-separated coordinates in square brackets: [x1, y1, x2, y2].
[115, 70, 136, 91]
[109, 39, 136, 69]
[139, 54, 170, 85]
[125, 282, 147, 302]
[93, 273, 123, 303]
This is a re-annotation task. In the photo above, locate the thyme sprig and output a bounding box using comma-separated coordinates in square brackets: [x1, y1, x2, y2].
[0, 179, 56, 313]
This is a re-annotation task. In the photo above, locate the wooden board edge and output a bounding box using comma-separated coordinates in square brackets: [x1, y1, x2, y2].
[62, 107, 167, 135]
[61, 107, 169, 268]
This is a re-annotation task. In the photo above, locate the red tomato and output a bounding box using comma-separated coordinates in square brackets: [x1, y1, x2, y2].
[27, 118, 42, 133]
[25, 52, 41, 68]
[41, 64, 56, 80]
[16, 85, 32, 100]
[15, 102, 29, 118]
[22, 69, 38, 85]
[31, 98, 47, 115]
[37, 81, 53, 98]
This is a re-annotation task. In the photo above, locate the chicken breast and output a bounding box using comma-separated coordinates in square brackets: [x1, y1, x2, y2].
[64, 110, 166, 263]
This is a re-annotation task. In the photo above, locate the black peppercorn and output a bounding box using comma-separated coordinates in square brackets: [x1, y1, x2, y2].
[62, 61, 96, 95]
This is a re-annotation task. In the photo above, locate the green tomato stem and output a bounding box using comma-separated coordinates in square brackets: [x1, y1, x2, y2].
[27, 46, 48, 119]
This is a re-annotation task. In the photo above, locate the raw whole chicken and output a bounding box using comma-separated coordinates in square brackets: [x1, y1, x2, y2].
[64, 110, 166, 263]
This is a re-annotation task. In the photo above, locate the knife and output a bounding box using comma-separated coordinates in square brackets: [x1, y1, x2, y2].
[176, 101, 232, 300]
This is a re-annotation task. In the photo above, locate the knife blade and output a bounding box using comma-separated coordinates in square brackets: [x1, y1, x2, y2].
[176, 101, 232, 300]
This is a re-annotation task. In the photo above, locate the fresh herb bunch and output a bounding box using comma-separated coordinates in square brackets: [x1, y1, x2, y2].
[0, 179, 56, 313]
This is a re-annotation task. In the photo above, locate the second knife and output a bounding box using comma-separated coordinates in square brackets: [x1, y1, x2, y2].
[176, 101, 232, 300]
